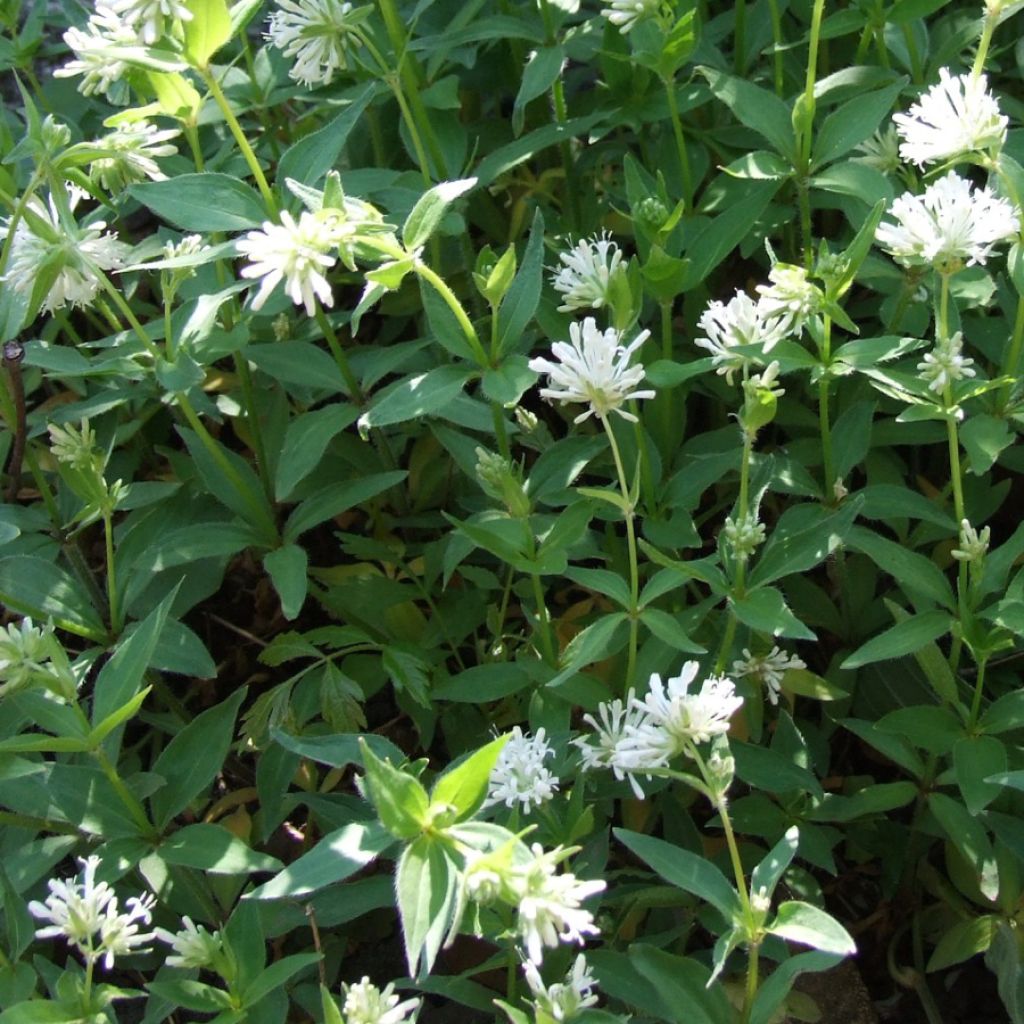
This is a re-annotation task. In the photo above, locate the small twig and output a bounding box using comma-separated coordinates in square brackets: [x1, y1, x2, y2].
[305, 904, 327, 987]
[3, 340, 26, 503]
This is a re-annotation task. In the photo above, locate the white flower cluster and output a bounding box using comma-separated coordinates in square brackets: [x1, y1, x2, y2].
[695, 290, 789, 384]
[732, 645, 805, 706]
[876, 171, 1019, 275]
[29, 855, 155, 970]
[528, 317, 654, 424]
[266, 0, 366, 87]
[1, 191, 128, 314]
[575, 663, 743, 797]
[0, 617, 77, 702]
[153, 915, 223, 970]
[550, 234, 624, 313]
[893, 68, 1007, 168]
[90, 120, 179, 193]
[342, 976, 420, 1024]
[486, 726, 559, 812]
[952, 519, 991, 563]
[917, 330, 976, 395]
[600, 0, 661, 34]
[523, 954, 599, 1021]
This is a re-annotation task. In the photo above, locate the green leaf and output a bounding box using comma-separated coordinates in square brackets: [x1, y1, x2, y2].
[961, 414, 1013, 475]
[92, 589, 174, 726]
[811, 160, 893, 206]
[396, 835, 460, 978]
[928, 915, 999, 972]
[639, 608, 705, 653]
[768, 901, 856, 955]
[697, 67, 796, 161]
[841, 610, 951, 669]
[482, 356, 537, 406]
[402, 178, 476, 251]
[157, 823, 282, 874]
[981, 690, 1024, 734]
[246, 340, 346, 390]
[629, 945, 733, 1024]
[857, 484, 955, 529]
[847, 525, 955, 610]
[496, 208, 545, 358]
[954, 735, 1006, 816]
[431, 734, 509, 822]
[283, 470, 406, 543]
[0, 556, 105, 640]
[614, 829, 740, 921]
[150, 687, 246, 828]
[546, 613, 629, 690]
[512, 46, 564, 136]
[183, 0, 233, 66]
[89, 687, 152, 748]
[263, 545, 308, 621]
[246, 821, 392, 899]
[929, 791, 999, 902]
[148, 980, 235, 1012]
[812, 79, 905, 170]
[242, 953, 321, 1006]
[732, 741, 823, 799]
[277, 85, 375, 186]
[275, 403, 358, 500]
[732, 587, 816, 640]
[876, 705, 964, 755]
[357, 366, 473, 434]
[359, 738, 430, 839]
[130, 174, 266, 231]
[749, 951, 843, 1024]
[806, 781, 918, 823]
[433, 663, 532, 703]
[751, 826, 799, 900]
[986, 922, 1024, 1023]
[419, 277, 476, 361]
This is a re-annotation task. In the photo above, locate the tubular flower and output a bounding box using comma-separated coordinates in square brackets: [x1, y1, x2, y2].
[153, 916, 223, 969]
[511, 844, 605, 965]
[90, 120, 180, 193]
[529, 317, 654, 423]
[695, 290, 789, 383]
[55, 5, 145, 100]
[1, 192, 128, 313]
[238, 210, 344, 315]
[487, 726, 559, 812]
[266, 0, 367, 87]
[105, 0, 193, 44]
[917, 331, 977, 394]
[29, 856, 155, 970]
[755, 263, 823, 336]
[600, 0, 661, 33]
[732, 646, 805, 706]
[523, 954, 600, 1022]
[876, 171, 1020, 274]
[550, 234, 623, 312]
[341, 977, 420, 1024]
[893, 68, 1007, 167]
[574, 690, 655, 799]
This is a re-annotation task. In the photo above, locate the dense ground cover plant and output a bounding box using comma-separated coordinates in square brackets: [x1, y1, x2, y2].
[1, 0, 1024, 1021]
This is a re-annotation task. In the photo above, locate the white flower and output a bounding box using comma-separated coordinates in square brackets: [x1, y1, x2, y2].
[266, 0, 366, 87]
[29, 856, 155, 970]
[574, 691, 654, 799]
[487, 726, 558, 812]
[0, 618, 76, 701]
[55, 5, 144, 99]
[153, 916, 223, 969]
[695, 290, 789, 384]
[2, 192, 128, 314]
[342, 977, 420, 1024]
[755, 263, 823, 336]
[745, 360, 786, 400]
[528, 317, 655, 424]
[875, 171, 1020, 274]
[917, 331, 976, 394]
[551, 234, 624, 313]
[600, 0, 661, 33]
[852, 125, 902, 175]
[523, 954, 600, 1021]
[952, 519, 991, 563]
[90, 120, 179, 193]
[105, 0, 193, 44]
[625, 664, 743, 760]
[238, 210, 342, 315]
[511, 844, 605, 965]
[893, 68, 1007, 168]
[723, 514, 766, 558]
[732, 645, 805, 706]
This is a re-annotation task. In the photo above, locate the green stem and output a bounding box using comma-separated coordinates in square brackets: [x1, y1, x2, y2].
[998, 297, 1024, 412]
[767, 0, 785, 95]
[819, 315, 835, 497]
[968, 656, 988, 731]
[103, 510, 120, 635]
[414, 261, 489, 366]
[492, 403, 511, 460]
[797, 0, 827, 269]
[538, 0, 579, 229]
[901, 23, 923, 84]
[530, 570, 557, 666]
[94, 746, 158, 839]
[972, 10, 998, 80]
[603, 417, 640, 690]
[314, 302, 364, 402]
[98, 277, 162, 361]
[233, 353, 274, 499]
[200, 68, 278, 217]
[664, 77, 694, 205]
[744, 943, 760, 1024]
